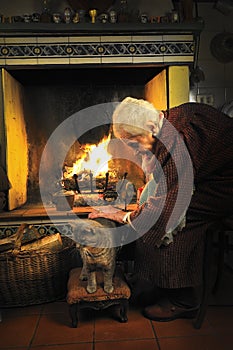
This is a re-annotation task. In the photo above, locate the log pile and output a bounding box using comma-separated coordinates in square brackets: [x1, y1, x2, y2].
[0, 223, 63, 254]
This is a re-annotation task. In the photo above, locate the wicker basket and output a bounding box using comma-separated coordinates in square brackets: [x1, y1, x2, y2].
[0, 235, 78, 307]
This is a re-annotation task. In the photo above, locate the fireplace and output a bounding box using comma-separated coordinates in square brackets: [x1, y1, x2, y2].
[0, 21, 203, 212]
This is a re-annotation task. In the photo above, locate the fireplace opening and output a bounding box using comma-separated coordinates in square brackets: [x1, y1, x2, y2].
[0, 65, 170, 210]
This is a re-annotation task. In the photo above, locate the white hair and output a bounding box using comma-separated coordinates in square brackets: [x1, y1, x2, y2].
[112, 97, 160, 138]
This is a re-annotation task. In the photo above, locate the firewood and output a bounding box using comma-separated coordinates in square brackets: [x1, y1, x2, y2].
[20, 233, 63, 252]
[0, 223, 63, 253]
[0, 235, 17, 252]
[0, 223, 29, 253]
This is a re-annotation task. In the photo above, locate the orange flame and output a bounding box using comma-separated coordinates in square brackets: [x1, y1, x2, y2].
[66, 134, 112, 178]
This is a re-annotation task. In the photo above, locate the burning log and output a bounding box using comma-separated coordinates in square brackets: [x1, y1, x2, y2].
[73, 174, 81, 193]
[62, 172, 110, 192]
[90, 171, 93, 193]
[104, 172, 109, 192]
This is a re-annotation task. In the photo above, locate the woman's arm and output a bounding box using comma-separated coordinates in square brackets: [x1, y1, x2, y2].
[88, 208, 127, 223]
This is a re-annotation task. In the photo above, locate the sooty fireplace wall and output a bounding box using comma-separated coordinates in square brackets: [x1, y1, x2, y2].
[1, 66, 165, 206]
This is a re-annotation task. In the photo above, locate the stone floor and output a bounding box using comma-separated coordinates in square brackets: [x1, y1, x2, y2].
[1, 299, 233, 350]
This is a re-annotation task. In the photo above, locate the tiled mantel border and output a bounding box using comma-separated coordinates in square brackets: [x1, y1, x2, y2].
[0, 22, 203, 67]
[0, 222, 73, 239]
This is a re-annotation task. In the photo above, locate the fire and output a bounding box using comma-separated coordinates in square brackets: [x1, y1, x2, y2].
[64, 134, 112, 179]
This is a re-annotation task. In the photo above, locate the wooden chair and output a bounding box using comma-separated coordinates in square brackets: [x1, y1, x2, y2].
[193, 220, 233, 329]
[66, 265, 131, 328]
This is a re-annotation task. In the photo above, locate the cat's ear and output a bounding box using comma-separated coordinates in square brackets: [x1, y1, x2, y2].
[85, 227, 95, 235]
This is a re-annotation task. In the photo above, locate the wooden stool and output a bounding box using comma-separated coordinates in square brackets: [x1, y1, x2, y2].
[66, 266, 131, 328]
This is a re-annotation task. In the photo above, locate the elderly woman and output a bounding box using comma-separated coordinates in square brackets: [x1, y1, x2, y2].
[88, 97, 233, 321]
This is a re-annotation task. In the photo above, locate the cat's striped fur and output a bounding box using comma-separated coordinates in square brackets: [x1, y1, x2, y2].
[72, 218, 118, 294]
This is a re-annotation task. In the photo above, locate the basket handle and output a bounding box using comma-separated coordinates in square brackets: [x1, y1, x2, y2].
[12, 223, 41, 255]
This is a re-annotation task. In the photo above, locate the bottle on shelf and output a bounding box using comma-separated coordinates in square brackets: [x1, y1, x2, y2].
[40, 0, 52, 23]
[118, 0, 129, 23]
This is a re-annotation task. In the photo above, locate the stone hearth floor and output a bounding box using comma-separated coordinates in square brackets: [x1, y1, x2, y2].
[0, 203, 137, 224]
[0, 203, 93, 223]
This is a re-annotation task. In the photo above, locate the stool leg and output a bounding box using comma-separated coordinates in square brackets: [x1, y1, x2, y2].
[69, 304, 78, 328]
[193, 229, 214, 329]
[119, 299, 128, 323]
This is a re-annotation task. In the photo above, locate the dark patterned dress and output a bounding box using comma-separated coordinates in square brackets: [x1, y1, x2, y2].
[130, 103, 233, 288]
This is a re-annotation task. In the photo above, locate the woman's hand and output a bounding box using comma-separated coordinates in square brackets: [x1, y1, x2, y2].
[88, 207, 127, 224]
[88, 209, 103, 219]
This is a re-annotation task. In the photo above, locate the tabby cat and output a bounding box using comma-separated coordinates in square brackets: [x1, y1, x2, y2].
[72, 218, 118, 294]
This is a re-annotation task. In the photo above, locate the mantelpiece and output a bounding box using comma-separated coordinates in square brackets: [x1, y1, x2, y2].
[0, 22, 204, 36]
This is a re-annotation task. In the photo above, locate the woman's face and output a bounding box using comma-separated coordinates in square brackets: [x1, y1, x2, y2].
[125, 132, 155, 154]
[125, 132, 157, 175]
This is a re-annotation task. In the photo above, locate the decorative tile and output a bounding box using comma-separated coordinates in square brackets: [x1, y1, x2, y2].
[132, 35, 163, 42]
[72, 43, 102, 56]
[132, 56, 163, 64]
[100, 35, 131, 43]
[6, 37, 37, 44]
[36, 44, 71, 57]
[0, 223, 73, 238]
[98, 43, 133, 55]
[37, 37, 69, 44]
[162, 34, 193, 41]
[101, 56, 132, 64]
[5, 58, 38, 65]
[37, 57, 70, 65]
[1, 44, 39, 57]
[164, 56, 193, 63]
[69, 36, 101, 43]
[0, 35, 196, 66]
[0, 58, 6, 65]
[69, 57, 101, 64]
